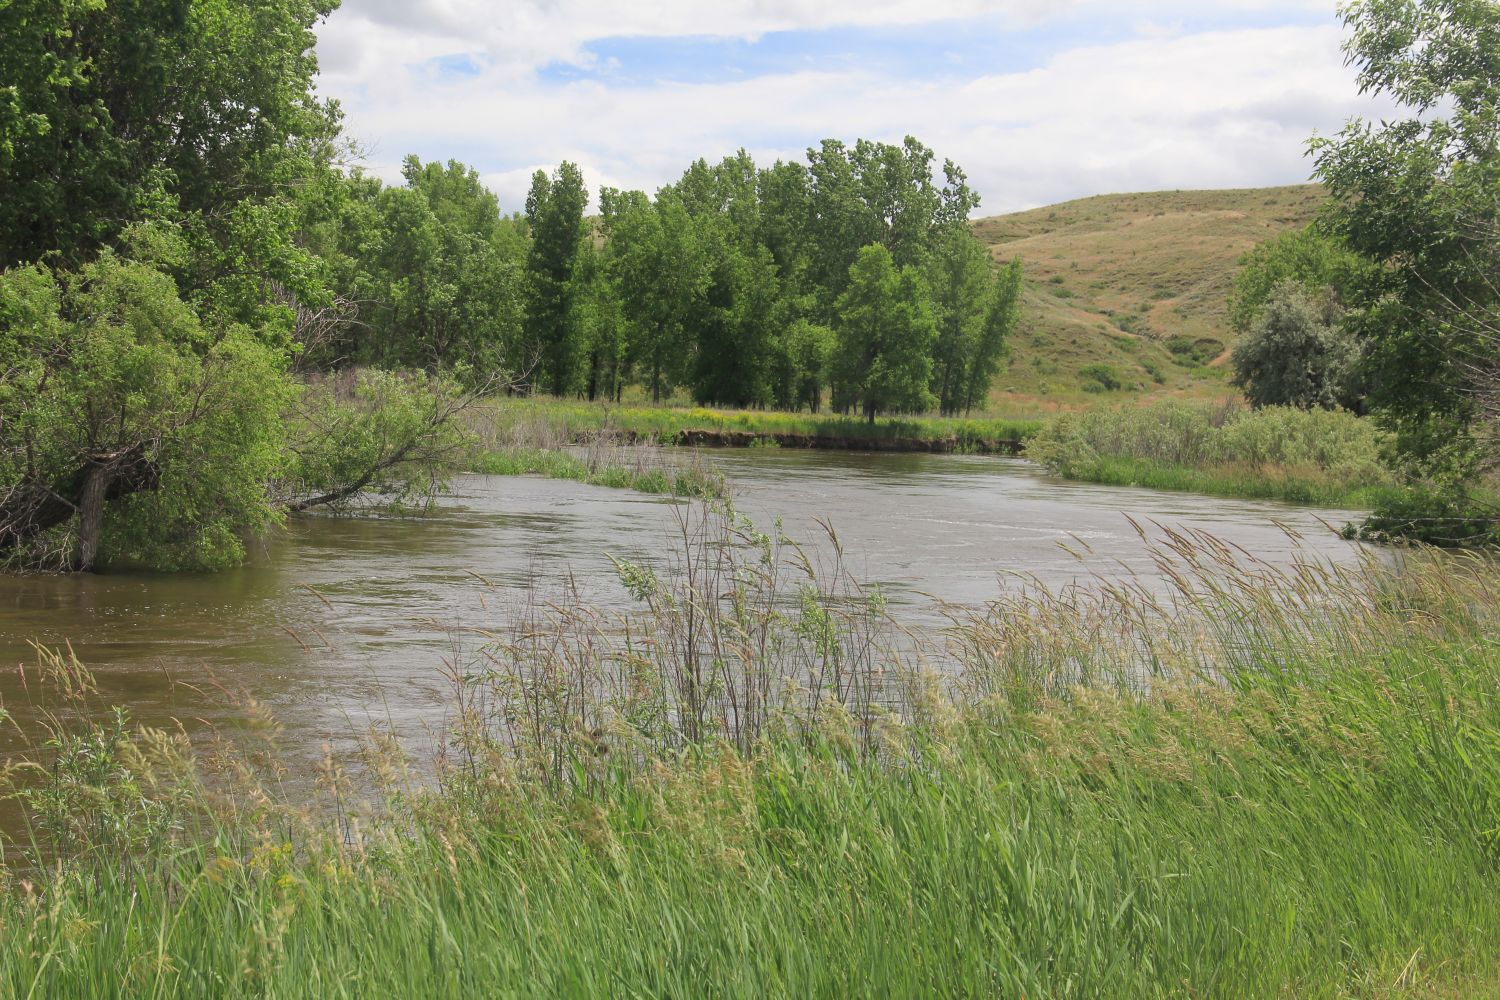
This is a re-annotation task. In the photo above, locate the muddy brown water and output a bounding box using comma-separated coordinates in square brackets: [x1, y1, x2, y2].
[0, 450, 1367, 807]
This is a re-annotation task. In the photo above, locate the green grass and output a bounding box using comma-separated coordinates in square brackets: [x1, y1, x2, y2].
[479, 396, 1043, 451]
[5, 509, 1500, 996]
[469, 445, 724, 498]
[1061, 455, 1402, 508]
[1027, 397, 1399, 508]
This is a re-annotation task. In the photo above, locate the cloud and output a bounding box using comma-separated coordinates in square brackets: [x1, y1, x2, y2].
[316, 2, 1382, 215]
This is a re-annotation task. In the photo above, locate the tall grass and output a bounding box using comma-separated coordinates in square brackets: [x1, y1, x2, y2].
[4, 507, 1500, 997]
[463, 403, 727, 498]
[478, 396, 1043, 451]
[1027, 398, 1399, 507]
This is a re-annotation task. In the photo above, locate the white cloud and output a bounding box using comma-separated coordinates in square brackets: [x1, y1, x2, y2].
[316, 3, 1383, 214]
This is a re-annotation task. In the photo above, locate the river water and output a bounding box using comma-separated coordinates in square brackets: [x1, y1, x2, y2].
[0, 450, 1364, 765]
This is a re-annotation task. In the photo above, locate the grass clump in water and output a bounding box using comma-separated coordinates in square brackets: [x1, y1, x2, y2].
[4, 509, 1500, 996]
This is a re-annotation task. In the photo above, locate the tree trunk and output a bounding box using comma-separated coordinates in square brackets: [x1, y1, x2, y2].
[0, 446, 158, 571]
[75, 459, 114, 572]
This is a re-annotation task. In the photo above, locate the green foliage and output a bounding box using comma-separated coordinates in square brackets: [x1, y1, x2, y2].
[924, 231, 1021, 414]
[1351, 481, 1500, 546]
[804, 136, 979, 319]
[1028, 399, 1396, 506]
[525, 162, 590, 395]
[689, 223, 781, 409]
[1078, 362, 1122, 392]
[1231, 280, 1360, 410]
[1164, 335, 1224, 367]
[832, 245, 937, 421]
[0, 247, 290, 571]
[0, 0, 341, 274]
[281, 370, 478, 514]
[779, 320, 836, 412]
[1227, 225, 1373, 335]
[1312, 0, 1500, 462]
[603, 189, 708, 404]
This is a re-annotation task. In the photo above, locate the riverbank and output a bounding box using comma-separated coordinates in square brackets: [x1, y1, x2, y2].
[1026, 398, 1401, 509]
[473, 397, 1042, 454]
[4, 511, 1500, 997]
[467, 396, 1408, 513]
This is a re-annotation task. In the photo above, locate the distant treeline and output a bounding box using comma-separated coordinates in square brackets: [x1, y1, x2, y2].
[302, 142, 1022, 419]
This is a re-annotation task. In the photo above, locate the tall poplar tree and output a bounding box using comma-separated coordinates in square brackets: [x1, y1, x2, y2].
[833, 245, 937, 422]
[524, 162, 589, 395]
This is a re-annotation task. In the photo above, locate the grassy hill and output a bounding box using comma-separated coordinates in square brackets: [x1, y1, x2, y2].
[972, 184, 1324, 403]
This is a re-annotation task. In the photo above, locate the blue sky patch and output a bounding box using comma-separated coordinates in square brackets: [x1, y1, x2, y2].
[535, 8, 1334, 88]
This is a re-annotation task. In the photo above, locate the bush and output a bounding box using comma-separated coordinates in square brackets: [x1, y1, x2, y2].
[1078, 363, 1122, 392]
[1349, 483, 1500, 546]
[1165, 336, 1225, 367]
[1230, 280, 1358, 410]
[1026, 398, 1395, 506]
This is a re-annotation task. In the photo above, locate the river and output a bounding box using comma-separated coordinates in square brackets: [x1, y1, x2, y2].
[0, 449, 1365, 768]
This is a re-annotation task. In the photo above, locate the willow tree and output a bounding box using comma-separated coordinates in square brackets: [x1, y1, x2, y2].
[0, 250, 289, 572]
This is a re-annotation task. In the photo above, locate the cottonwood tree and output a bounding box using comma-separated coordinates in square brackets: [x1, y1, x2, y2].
[1227, 226, 1373, 336]
[1312, 0, 1500, 463]
[804, 137, 980, 322]
[0, 0, 342, 281]
[925, 231, 1023, 415]
[832, 245, 937, 422]
[0, 250, 289, 572]
[604, 189, 709, 404]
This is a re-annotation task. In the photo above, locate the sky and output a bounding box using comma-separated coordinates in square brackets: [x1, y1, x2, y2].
[312, 0, 1391, 217]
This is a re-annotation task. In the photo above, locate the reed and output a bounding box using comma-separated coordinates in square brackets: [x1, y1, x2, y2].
[1027, 398, 1399, 508]
[3, 508, 1500, 997]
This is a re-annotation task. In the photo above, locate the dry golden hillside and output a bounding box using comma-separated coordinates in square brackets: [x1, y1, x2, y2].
[971, 184, 1324, 400]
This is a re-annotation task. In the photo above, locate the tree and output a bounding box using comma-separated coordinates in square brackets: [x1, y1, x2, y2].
[605, 190, 708, 404]
[804, 137, 979, 322]
[571, 237, 630, 402]
[832, 245, 937, 422]
[360, 166, 524, 381]
[524, 162, 589, 395]
[279, 370, 484, 514]
[780, 320, 835, 413]
[0, 246, 289, 572]
[1312, 0, 1500, 463]
[924, 232, 1020, 415]
[1231, 280, 1360, 410]
[689, 224, 781, 408]
[1227, 226, 1374, 336]
[0, 0, 341, 274]
[962, 260, 1023, 414]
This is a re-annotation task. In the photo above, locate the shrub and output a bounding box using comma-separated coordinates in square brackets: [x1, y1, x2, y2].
[1230, 280, 1359, 410]
[1026, 398, 1395, 506]
[1078, 363, 1122, 392]
[1165, 336, 1225, 367]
